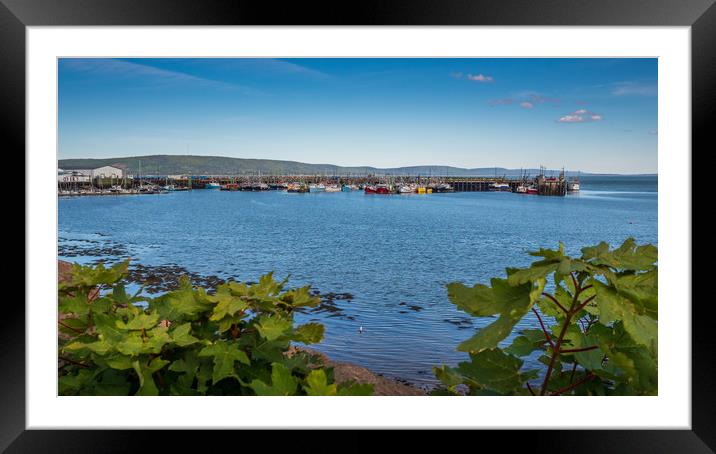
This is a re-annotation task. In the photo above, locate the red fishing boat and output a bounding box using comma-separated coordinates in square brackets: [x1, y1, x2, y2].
[364, 184, 392, 194]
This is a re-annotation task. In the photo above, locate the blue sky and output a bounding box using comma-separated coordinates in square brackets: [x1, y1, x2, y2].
[58, 58, 657, 173]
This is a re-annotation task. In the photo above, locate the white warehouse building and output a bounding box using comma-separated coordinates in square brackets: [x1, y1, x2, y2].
[89, 165, 124, 179]
[61, 165, 125, 180]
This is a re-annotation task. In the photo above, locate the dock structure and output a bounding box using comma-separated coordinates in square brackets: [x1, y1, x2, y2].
[58, 168, 571, 196]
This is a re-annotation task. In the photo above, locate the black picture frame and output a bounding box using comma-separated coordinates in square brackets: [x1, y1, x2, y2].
[5, 0, 709, 451]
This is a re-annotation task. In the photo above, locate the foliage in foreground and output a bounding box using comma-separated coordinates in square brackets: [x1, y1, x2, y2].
[58, 261, 373, 396]
[434, 238, 657, 396]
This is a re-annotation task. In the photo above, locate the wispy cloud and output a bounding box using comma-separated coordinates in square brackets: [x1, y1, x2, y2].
[610, 81, 657, 96]
[60, 58, 259, 94]
[452, 72, 494, 82]
[557, 109, 603, 123]
[520, 102, 534, 109]
[466, 73, 494, 83]
[253, 59, 331, 79]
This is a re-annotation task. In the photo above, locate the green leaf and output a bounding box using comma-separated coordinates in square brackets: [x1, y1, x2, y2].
[92, 368, 132, 395]
[59, 293, 91, 316]
[171, 323, 199, 347]
[505, 329, 547, 357]
[433, 365, 465, 391]
[58, 317, 88, 336]
[292, 323, 325, 344]
[198, 341, 250, 384]
[582, 238, 657, 271]
[337, 381, 374, 396]
[116, 329, 172, 356]
[64, 339, 113, 356]
[255, 316, 293, 341]
[208, 290, 249, 321]
[116, 312, 160, 330]
[455, 349, 526, 395]
[132, 357, 169, 396]
[454, 279, 540, 353]
[93, 313, 126, 343]
[304, 369, 337, 396]
[152, 277, 212, 321]
[446, 282, 501, 317]
[280, 286, 320, 309]
[592, 280, 657, 351]
[248, 363, 298, 396]
[104, 354, 134, 370]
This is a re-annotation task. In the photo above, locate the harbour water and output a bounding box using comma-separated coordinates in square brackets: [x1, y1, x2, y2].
[58, 175, 657, 388]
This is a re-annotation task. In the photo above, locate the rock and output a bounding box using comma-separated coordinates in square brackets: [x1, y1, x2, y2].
[294, 347, 425, 396]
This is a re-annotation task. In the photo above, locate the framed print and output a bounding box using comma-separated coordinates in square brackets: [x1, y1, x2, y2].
[5, 0, 710, 450]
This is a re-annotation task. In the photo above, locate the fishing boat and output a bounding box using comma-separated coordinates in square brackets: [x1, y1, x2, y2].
[432, 183, 454, 193]
[515, 185, 528, 194]
[341, 184, 352, 192]
[567, 180, 580, 192]
[252, 183, 270, 191]
[365, 184, 392, 194]
[205, 181, 221, 189]
[489, 182, 512, 192]
[220, 183, 240, 191]
[527, 185, 538, 195]
[309, 183, 326, 193]
[287, 183, 309, 193]
[325, 184, 342, 192]
[398, 185, 415, 194]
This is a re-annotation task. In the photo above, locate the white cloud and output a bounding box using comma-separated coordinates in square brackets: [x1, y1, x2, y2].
[557, 114, 585, 123]
[520, 102, 534, 109]
[557, 109, 604, 123]
[466, 73, 494, 83]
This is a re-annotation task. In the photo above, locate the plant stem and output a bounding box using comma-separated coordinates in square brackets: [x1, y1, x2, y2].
[550, 373, 595, 396]
[58, 320, 84, 334]
[561, 345, 599, 353]
[526, 382, 536, 395]
[539, 282, 586, 395]
[575, 295, 596, 313]
[59, 356, 88, 368]
[542, 292, 568, 314]
[531, 307, 554, 348]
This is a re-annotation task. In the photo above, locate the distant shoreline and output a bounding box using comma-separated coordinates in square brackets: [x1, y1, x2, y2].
[57, 154, 656, 177]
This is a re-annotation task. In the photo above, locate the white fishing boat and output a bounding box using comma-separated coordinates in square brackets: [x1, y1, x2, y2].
[309, 183, 326, 193]
[489, 182, 512, 192]
[325, 184, 341, 192]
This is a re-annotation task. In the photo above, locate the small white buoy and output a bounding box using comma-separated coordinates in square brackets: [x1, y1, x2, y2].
[358, 326, 364, 334]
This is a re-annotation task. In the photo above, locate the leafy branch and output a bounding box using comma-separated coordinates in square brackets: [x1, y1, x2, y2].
[434, 238, 658, 396]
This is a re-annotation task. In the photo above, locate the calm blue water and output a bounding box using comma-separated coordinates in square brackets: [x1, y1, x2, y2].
[58, 175, 657, 387]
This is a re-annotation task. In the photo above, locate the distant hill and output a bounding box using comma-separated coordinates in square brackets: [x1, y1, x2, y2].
[59, 155, 593, 177]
